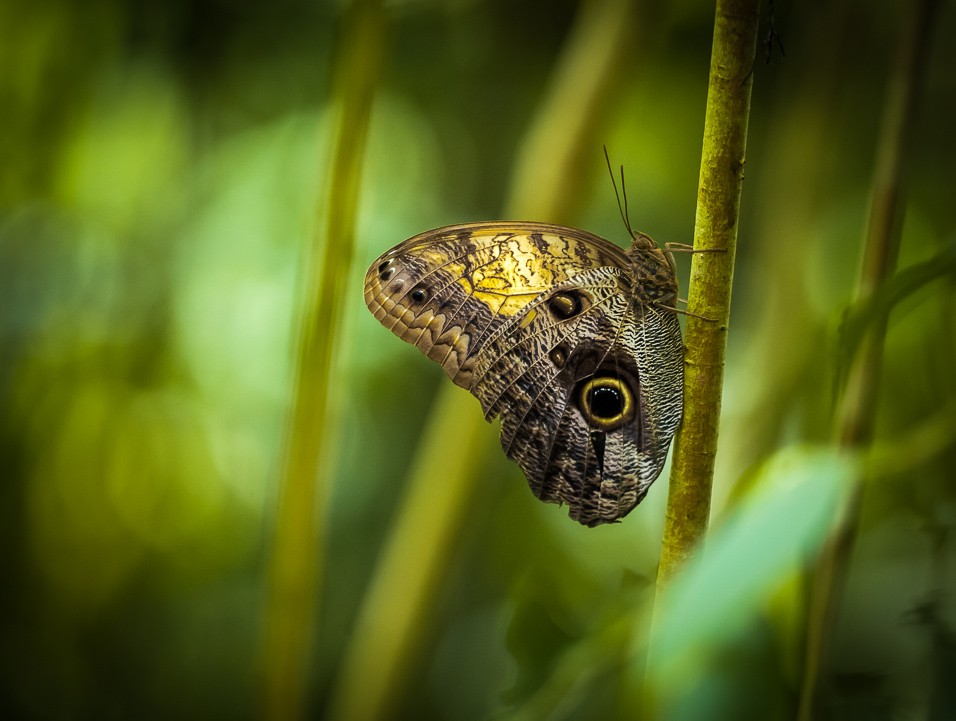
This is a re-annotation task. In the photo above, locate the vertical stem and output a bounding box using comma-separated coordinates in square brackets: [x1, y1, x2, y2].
[798, 0, 939, 717]
[261, 2, 384, 720]
[656, 0, 760, 586]
[641, 4, 759, 715]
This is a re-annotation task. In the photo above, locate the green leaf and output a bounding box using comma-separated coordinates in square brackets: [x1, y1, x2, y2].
[836, 245, 956, 391]
[649, 446, 857, 694]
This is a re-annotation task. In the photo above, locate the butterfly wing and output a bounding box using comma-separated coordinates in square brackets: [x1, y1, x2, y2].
[364, 222, 630, 389]
[364, 222, 682, 526]
[469, 267, 683, 526]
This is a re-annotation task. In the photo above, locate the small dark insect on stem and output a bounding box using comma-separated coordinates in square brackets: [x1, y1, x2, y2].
[743, 0, 785, 83]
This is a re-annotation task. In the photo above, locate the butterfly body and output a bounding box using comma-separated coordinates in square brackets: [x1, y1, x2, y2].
[364, 222, 683, 526]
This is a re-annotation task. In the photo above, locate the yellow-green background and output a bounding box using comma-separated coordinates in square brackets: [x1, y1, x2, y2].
[2, 0, 955, 719]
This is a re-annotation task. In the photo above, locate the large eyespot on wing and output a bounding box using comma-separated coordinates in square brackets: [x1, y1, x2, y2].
[469, 266, 683, 526]
[576, 373, 636, 432]
[569, 304, 683, 525]
[363, 222, 631, 389]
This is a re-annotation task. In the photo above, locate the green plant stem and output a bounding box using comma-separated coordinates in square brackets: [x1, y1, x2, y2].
[798, 0, 939, 717]
[325, 1, 637, 719]
[641, 3, 759, 715]
[261, 3, 383, 721]
[656, 0, 760, 587]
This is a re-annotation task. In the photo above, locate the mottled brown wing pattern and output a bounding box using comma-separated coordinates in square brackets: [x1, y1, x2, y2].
[468, 267, 683, 526]
[364, 221, 683, 526]
[364, 223, 628, 389]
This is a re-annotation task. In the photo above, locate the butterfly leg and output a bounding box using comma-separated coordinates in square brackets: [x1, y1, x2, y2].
[655, 302, 718, 322]
[664, 242, 726, 254]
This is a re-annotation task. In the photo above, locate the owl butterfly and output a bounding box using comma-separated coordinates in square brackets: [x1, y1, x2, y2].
[364, 221, 683, 526]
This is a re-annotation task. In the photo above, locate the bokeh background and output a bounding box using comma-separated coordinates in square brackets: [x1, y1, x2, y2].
[2, 0, 955, 719]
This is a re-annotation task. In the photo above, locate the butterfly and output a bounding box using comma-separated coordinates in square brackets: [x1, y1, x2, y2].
[364, 221, 683, 526]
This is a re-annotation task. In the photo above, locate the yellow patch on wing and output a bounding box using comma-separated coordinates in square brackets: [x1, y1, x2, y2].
[518, 309, 538, 329]
[450, 232, 573, 317]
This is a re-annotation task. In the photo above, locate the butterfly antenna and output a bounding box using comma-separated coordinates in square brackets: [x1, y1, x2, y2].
[619, 164, 635, 238]
[603, 146, 635, 238]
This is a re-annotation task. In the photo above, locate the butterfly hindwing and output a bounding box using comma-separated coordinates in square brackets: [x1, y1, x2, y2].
[469, 267, 682, 526]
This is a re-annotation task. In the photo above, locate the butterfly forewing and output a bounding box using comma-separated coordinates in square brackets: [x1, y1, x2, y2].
[364, 221, 683, 526]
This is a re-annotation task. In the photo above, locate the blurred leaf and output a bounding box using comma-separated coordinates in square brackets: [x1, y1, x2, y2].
[649, 447, 857, 696]
[836, 242, 956, 394]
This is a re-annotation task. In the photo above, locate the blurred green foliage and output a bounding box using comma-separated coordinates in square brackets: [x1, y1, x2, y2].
[2, 0, 955, 720]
